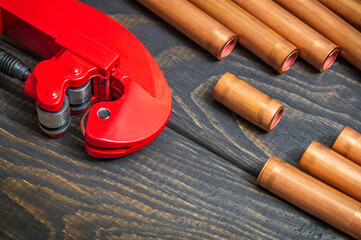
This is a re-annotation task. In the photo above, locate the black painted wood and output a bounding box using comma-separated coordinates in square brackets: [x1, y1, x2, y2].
[1, 0, 360, 239]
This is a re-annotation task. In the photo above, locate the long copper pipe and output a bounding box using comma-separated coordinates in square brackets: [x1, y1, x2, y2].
[231, 0, 339, 72]
[300, 141, 361, 202]
[333, 127, 361, 166]
[317, 0, 361, 31]
[258, 156, 361, 239]
[274, 0, 361, 71]
[136, 0, 237, 60]
[187, 0, 298, 73]
[213, 73, 284, 131]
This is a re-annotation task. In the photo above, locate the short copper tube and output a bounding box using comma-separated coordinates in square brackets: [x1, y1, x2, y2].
[136, 0, 237, 60]
[258, 156, 361, 239]
[300, 141, 361, 203]
[232, 0, 339, 72]
[213, 72, 283, 131]
[274, 0, 361, 71]
[187, 0, 298, 73]
[333, 127, 361, 166]
[318, 0, 361, 31]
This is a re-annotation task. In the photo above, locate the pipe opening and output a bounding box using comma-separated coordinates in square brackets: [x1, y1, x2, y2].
[220, 37, 237, 59]
[323, 49, 339, 70]
[270, 108, 284, 130]
[282, 51, 298, 72]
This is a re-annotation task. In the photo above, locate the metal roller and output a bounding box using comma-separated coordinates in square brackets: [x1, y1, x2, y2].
[37, 96, 71, 136]
[66, 80, 92, 111]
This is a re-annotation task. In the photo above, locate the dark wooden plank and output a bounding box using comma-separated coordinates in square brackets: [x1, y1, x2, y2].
[0, 108, 345, 239]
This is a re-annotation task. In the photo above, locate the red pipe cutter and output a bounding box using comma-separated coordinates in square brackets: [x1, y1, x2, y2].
[0, 0, 172, 158]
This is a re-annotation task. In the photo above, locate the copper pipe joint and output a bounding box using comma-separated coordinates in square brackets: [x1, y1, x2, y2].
[187, 0, 298, 73]
[318, 0, 361, 31]
[274, 0, 361, 71]
[300, 141, 361, 203]
[333, 127, 361, 166]
[137, 0, 237, 60]
[213, 72, 283, 131]
[232, 0, 339, 72]
[258, 156, 361, 239]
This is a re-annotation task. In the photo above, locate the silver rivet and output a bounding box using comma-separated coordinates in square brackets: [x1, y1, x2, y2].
[97, 108, 111, 119]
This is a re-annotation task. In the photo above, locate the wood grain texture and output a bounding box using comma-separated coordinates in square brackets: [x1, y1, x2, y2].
[0, 114, 345, 239]
[0, 0, 359, 239]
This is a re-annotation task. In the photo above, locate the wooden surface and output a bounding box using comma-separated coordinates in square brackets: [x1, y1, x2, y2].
[0, 0, 360, 239]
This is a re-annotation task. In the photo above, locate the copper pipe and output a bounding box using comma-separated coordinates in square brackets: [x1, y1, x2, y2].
[274, 0, 361, 71]
[300, 141, 361, 202]
[317, 0, 361, 31]
[231, 0, 339, 72]
[213, 72, 284, 131]
[258, 156, 361, 239]
[187, 0, 298, 73]
[333, 126, 361, 166]
[136, 0, 237, 60]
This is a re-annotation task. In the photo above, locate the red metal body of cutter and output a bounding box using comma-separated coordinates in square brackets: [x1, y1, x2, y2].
[0, 0, 172, 158]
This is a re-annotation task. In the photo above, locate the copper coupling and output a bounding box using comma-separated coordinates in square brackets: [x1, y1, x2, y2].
[213, 73, 283, 131]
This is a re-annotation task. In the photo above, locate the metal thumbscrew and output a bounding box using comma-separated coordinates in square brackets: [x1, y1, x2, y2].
[0, 48, 32, 82]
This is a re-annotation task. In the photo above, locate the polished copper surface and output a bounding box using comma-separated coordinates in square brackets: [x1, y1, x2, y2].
[213, 72, 284, 131]
[274, 0, 361, 71]
[188, 0, 298, 73]
[300, 141, 361, 202]
[258, 156, 361, 239]
[333, 126, 361, 166]
[137, 0, 237, 60]
[318, 0, 361, 31]
[232, 0, 339, 72]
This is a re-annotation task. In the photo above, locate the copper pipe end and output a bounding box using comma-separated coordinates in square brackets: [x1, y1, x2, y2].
[281, 49, 298, 72]
[219, 36, 238, 59]
[257, 156, 278, 185]
[213, 73, 284, 131]
[188, 0, 298, 73]
[137, 0, 237, 60]
[274, 0, 361, 71]
[333, 127, 361, 166]
[322, 48, 339, 71]
[258, 156, 361, 239]
[232, 0, 338, 72]
[300, 141, 361, 202]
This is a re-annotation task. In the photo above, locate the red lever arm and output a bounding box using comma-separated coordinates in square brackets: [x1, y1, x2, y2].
[0, 0, 172, 158]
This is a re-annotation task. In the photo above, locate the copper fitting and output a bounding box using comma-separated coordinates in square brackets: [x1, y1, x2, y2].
[258, 156, 361, 239]
[333, 127, 361, 166]
[232, 0, 339, 72]
[187, 0, 298, 73]
[136, 0, 237, 60]
[300, 141, 361, 203]
[318, 0, 361, 31]
[274, 0, 361, 71]
[213, 72, 284, 131]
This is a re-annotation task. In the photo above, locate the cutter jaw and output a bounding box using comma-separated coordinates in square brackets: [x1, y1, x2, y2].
[0, 0, 172, 158]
